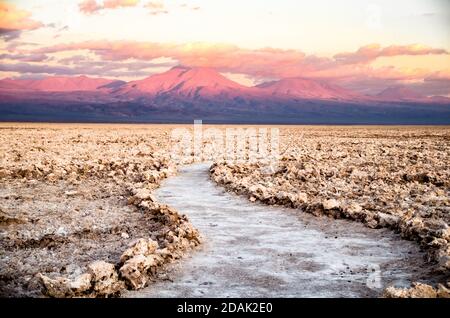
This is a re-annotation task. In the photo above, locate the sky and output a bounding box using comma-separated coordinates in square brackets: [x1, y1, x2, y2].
[0, 0, 449, 95]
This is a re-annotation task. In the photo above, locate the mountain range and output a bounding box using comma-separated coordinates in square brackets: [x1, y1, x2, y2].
[1, 66, 449, 124]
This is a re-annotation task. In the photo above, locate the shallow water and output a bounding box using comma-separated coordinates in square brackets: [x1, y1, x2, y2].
[126, 163, 430, 298]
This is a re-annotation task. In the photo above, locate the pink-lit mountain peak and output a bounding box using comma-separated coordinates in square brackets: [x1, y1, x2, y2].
[120, 66, 249, 96]
[177, 66, 244, 88]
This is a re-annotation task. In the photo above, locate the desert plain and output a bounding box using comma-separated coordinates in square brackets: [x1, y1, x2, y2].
[0, 123, 449, 298]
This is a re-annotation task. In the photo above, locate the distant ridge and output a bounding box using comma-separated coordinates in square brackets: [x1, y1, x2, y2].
[256, 77, 361, 100]
[0, 66, 449, 124]
[0, 75, 116, 92]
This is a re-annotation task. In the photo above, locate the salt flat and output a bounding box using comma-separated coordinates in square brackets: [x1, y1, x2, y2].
[0, 123, 448, 297]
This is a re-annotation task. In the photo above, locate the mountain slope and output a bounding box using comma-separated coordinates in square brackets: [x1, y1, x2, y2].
[0, 76, 116, 92]
[0, 78, 34, 90]
[256, 77, 361, 100]
[376, 86, 425, 101]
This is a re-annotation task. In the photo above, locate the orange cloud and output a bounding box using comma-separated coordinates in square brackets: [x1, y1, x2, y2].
[79, 0, 140, 14]
[104, 0, 140, 9]
[334, 44, 448, 64]
[0, 2, 42, 32]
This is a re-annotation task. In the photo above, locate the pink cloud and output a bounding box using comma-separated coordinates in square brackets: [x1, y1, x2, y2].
[35, 41, 308, 78]
[104, 0, 140, 9]
[79, 0, 140, 14]
[334, 44, 448, 64]
[0, 58, 174, 79]
[37, 40, 448, 79]
[79, 0, 101, 14]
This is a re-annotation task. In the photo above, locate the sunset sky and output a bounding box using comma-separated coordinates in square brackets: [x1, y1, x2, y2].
[1, 0, 449, 95]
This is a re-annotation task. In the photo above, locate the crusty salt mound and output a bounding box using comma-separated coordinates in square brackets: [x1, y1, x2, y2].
[0, 124, 200, 297]
[383, 282, 449, 298]
[210, 126, 450, 296]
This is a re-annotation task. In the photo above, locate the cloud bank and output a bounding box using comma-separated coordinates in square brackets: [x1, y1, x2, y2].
[0, 2, 43, 40]
[34, 40, 449, 80]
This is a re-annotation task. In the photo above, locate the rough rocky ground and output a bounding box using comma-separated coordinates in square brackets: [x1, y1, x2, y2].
[0, 124, 200, 297]
[1, 124, 449, 297]
[210, 126, 450, 297]
[125, 163, 443, 298]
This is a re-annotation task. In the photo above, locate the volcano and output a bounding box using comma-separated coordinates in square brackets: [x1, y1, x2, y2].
[115, 66, 252, 98]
